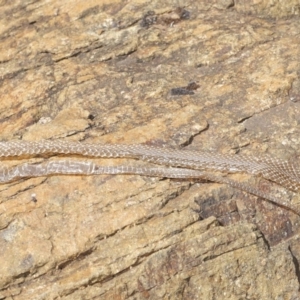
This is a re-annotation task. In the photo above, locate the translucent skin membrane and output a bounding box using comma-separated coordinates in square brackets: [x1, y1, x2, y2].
[0, 140, 298, 214]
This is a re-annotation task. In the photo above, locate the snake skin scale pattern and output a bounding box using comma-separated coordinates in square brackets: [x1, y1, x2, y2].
[0, 140, 299, 214]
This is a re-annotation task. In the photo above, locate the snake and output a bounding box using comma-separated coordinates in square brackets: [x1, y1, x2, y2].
[0, 140, 299, 214]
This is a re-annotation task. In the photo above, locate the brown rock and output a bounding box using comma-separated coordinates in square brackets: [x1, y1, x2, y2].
[0, 1, 300, 299]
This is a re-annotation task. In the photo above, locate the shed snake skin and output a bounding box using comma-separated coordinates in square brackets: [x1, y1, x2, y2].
[0, 140, 299, 214]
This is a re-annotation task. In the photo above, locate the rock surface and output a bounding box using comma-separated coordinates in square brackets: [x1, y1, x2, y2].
[0, 0, 300, 299]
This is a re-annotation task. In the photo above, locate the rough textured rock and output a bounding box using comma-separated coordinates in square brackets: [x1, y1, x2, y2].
[0, 0, 300, 299]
